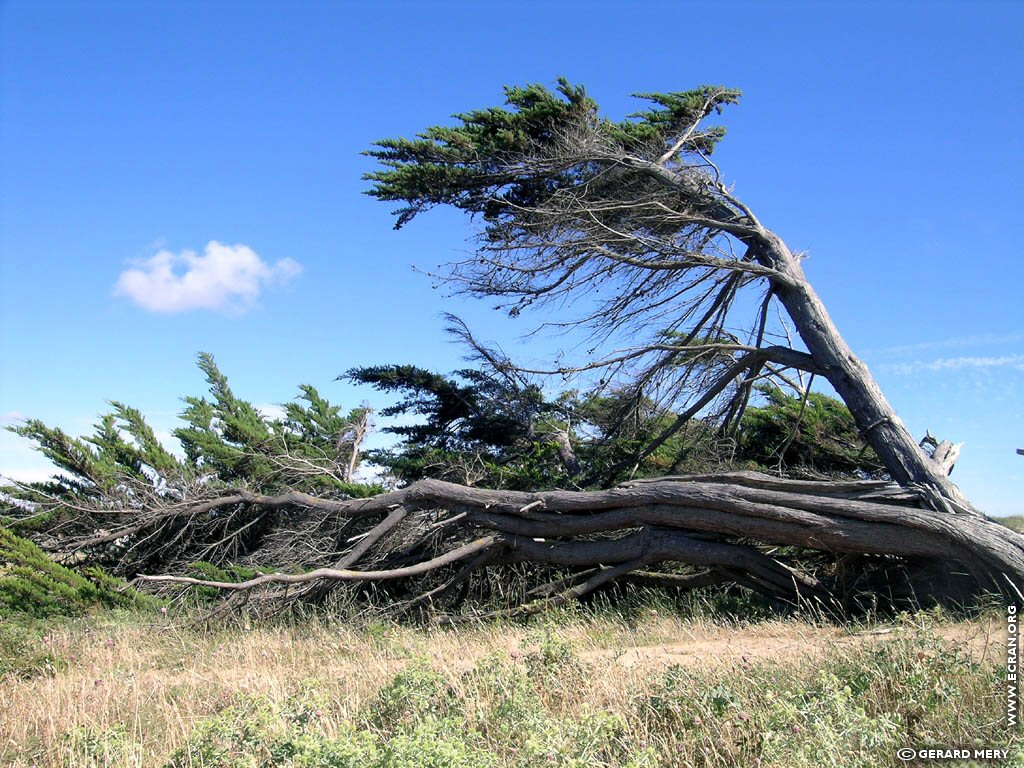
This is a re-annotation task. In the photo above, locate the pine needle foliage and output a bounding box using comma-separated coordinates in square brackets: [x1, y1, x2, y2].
[5, 353, 381, 508]
[737, 386, 884, 476]
[365, 78, 739, 229]
[0, 527, 160, 618]
[1, 354, 382, 587]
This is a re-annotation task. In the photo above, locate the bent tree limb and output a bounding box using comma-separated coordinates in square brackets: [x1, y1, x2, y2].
[740, 231, 975, 515]
[364, 80, 980, 517]
[134, 472, 1024, 615]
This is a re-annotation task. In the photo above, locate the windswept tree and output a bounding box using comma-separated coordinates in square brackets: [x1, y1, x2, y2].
[4, 354, 381, 577]
[364, 79, 968, 514]
[178, 353, 374, 491]
[6, 81, 1024, 617]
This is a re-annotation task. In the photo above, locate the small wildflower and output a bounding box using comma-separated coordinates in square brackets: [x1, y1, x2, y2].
[692, 716, 703, 726]
[106, 638, 114, 648]
[160, 606, 168, 615]
[792, 724, 803, 734]
[737, 711, 749, 722]
[510, 650, 521, 660]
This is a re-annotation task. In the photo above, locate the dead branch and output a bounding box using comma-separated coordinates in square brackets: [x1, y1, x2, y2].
[116, 471, 1024, 615]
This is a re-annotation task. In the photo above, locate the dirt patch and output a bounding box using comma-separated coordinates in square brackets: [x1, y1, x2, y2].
[580, 619, 1004, 670]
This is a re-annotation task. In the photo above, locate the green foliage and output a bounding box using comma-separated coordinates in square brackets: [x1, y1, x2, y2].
[8, 400, 188, 499]
[132, 619, 1017, 768]
[998, 516, 1024, 534]
[164, 695, 293, 768]
[166, 645, 642, 768]
[348, 362, 566, 488]
[635, 626, 1012, 767]
[351, 352, 730, 489]
[184, 561, 278, 601]
[365, 660, 454, 728]
[0, 527, 160, 618]
[349, 364, 539, 451]
[351, 353, 881, 490]
[365, 78, 739, 230]
[576, 388, 723, 481]
[176, 352, 378, 495]
[2, 354, 382, 608]
[4, 354, 382, 512]
[737, 385, 884, 476]
[165, 692, 497, 768]
[176, 352, 276, 483]
[59, 724, 133, 768]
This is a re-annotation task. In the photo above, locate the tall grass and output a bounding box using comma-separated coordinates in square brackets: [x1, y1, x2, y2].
[1, 607, 1017, 767]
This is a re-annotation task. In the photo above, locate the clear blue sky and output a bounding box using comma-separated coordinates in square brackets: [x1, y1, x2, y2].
[2, 1, 1021, 513]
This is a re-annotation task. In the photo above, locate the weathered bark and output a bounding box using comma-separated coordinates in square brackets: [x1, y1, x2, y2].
[627, 157, 975, 516]
[920, 432, 963, 476]
[752, 231, 975, 515]
[550, 428, 582, 477]
[132, 471, 1024, 614]
[342, 409, 371, 483]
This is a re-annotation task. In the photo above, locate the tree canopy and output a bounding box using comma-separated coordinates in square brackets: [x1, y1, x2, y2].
[365, 78, 971, 512]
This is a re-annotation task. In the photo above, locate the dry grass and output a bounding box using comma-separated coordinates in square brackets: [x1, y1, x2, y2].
[0, 608, 1017, 767]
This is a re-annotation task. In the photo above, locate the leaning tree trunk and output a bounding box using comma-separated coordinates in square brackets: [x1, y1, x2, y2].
[752, 230, 974, 515]
[636, 158, 974, 515]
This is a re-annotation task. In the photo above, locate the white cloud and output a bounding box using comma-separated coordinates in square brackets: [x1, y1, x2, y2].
[255, 404, 287, 421]
[114, 241, 301, 314]
[882, 354, 1024, 375]
[0, 468, 58, 486]
[1, 411, 25, 426]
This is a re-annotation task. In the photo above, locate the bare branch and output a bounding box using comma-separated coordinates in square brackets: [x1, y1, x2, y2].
[137, 536, 499, 591]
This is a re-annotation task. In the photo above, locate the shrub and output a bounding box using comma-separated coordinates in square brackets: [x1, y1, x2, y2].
[0, 527, 161, 618]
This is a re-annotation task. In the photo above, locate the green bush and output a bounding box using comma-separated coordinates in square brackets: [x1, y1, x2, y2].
[0, 527, 161, 618]
[366, 660, 454, 730]
[60, 724, 134, 768]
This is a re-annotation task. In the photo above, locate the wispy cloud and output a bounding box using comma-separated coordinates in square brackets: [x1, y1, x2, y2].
[881, 354, 1024, 375]
[869, 332, 1024, 357]
[0, 411, 25, 426]
[114, 241, 301, 314]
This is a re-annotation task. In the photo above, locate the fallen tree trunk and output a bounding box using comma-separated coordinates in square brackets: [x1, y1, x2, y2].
[127, 470, 1024, 617]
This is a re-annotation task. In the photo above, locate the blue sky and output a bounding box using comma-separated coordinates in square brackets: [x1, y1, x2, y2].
[1, 0, 1021, 513]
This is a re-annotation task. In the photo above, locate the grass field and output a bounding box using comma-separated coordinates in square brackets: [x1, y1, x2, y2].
[2, 604, 1020, 768]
